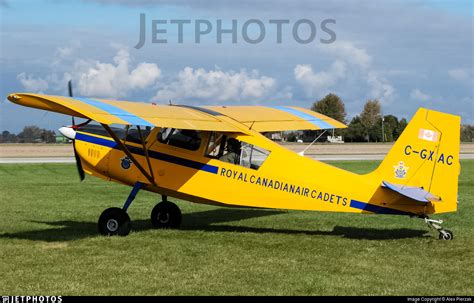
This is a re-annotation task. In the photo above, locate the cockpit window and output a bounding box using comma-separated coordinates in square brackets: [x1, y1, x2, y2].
[205, 132, 270, 169]
[158, 128, 202, 151]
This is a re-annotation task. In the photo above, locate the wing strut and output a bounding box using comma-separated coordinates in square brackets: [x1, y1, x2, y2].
[102, 124, 156, 186]
[137, 126, 155, 181]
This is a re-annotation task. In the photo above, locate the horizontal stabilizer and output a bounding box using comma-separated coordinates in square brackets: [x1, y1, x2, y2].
[382, 181, 441, 203]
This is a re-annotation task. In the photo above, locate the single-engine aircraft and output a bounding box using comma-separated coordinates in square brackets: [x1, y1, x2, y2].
[6, 89, 461, 240]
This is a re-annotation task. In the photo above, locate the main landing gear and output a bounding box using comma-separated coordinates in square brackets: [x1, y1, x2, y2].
[424, 217, 454, 240]
[98, 182, 182, 236]
[98, 207, 131, 236]
[150, 196, 182, 228]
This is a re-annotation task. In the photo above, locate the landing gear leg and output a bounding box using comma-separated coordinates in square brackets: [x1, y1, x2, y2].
[151, 195, 182, 229]
[98, 182, 143, 236]
[424, 217, 454, 240]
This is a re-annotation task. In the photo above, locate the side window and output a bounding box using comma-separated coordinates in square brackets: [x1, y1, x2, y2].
[208, 134, 270, 169]
[158, 128, 202, 151]
[125, 126, 152, 144]
[239, 142, 270, 169]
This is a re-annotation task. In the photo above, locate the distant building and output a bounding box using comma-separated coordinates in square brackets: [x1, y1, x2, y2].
[303, 130, 345, 143]
[271, 132, 282, 141]
[327, 135, 344, 143]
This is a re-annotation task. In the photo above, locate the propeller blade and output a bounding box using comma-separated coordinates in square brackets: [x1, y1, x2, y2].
[68, 80, 73, 97]
[66, 80, 84, 181]
[73, 139, 85, 181]
[68, 80, 76, 126]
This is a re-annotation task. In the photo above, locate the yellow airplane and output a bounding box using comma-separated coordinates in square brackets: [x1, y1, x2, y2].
[6, 91, 461, 240]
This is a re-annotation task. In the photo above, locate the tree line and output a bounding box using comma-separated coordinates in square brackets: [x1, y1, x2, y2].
[303, 93, 473, 143]
[0, 126, 57, 143]
[1, 99, 473, 144]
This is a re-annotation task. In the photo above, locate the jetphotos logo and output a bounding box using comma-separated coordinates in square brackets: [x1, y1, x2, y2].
[1, 297, 62, 303]
[134, 13, 337, 49]
[418, 128, 439, 142]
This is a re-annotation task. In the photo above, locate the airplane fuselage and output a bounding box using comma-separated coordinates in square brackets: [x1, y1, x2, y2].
[75, 126, 449, 217]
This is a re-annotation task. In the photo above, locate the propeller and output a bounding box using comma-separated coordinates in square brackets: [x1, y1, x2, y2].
[68, 80, 85, 181]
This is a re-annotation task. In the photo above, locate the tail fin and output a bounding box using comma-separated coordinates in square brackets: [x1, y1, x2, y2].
[372, 108, 461, 213]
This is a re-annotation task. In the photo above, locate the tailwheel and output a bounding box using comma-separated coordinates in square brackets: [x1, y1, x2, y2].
[424, 217, 454, 241]
[98, 207, 131, 236]
[151, 201, 182, 229]
[439, 229, 454, 241]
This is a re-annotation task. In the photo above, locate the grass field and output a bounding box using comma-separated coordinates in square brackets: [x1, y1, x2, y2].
[0, 161, 473, 296]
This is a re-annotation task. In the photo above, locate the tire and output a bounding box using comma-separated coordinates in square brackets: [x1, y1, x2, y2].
[439, 229, 454, 240]
[98, 207, 131, 236]
[151, 202, 182, 229]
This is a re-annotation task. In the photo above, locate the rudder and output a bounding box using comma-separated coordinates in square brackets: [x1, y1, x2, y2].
[372, 108, 460, 214]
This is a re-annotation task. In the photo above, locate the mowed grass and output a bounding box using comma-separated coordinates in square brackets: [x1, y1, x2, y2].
[0, 161, 473, 296]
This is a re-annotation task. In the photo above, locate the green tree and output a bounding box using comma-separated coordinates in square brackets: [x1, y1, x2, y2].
[395, 118, 408, 140]
[310, 93, 347, 123]
[461, 125, 474, 142]
[18, 126, 43, 143]
[0, 130, 15, 143]
[369, 118, 383, 142]
[286, 132, 298, 142]
[310, 93, 347, 138]
[344, 116, 366, 142]
[382, 114, 399, 142]
[41, 129, 56, 143]
[360, 99, 382, 142]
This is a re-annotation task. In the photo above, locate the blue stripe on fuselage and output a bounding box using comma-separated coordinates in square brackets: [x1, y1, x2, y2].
[76, 132, 117, 148]
[73, 97, 154, 127]
[75, 132, 218, 174]
[272, 106, 334, 129]
[349, 199, 412, 215]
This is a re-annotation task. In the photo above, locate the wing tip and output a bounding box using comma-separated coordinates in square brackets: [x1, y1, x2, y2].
[7, 93, 22, 104]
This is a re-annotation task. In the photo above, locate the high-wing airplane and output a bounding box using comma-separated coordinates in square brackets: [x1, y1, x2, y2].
[6, 91, 461, 240]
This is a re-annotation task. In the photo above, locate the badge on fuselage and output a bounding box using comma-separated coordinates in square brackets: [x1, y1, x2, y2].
[121, 156, 133, 170]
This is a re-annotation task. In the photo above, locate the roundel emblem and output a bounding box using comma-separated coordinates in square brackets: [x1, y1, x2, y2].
[120, 156, 133, 170]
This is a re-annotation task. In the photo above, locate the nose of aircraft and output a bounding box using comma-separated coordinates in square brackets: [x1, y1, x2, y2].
[58, 126, 77, 140]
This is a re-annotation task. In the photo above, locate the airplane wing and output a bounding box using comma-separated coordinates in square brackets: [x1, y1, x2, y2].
[7, 93, 346, 132]
[7, 93, 239, 131]
[205, 105, 347, 132]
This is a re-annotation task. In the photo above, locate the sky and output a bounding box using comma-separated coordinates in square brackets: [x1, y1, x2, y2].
[0, 0, 472, 133]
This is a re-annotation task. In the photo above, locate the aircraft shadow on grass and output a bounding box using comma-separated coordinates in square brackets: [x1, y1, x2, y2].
[0, 208, 428, 242]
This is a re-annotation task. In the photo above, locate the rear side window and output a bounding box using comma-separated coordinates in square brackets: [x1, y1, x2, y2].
[239, 143, 270, 169]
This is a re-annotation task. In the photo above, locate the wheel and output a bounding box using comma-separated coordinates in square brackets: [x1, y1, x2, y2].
[439, 229, 454, 240]
[98, 207, 131, 236]
[151, 202, 182, 228]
